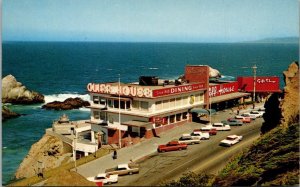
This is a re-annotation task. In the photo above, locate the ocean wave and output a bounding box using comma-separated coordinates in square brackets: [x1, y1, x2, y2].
[220, 75, 236, 80]
[79, 107, 90, 112]
[148, 67, 159, 70]
[44, 93, 90, 104]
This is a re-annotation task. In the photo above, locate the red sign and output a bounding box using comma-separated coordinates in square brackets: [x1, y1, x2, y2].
[237, 76, 280, 92]
[152, 83, 206, 97]
[150, 117, 167, 125]
[209, 82, 238, 97]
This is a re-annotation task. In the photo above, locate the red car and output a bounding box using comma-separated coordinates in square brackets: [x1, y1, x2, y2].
[194, 128, 217, 136]
[157, 141, 188, 152]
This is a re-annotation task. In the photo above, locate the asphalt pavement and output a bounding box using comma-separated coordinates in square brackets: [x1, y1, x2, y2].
[75, 103, 265, 181]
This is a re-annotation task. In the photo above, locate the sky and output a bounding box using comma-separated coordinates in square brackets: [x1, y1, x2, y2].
[2, 0, 299, 42]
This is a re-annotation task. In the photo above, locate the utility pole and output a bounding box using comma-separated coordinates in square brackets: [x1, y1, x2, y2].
[73, 135, 77, 171]
[118, 74, 122, 148]
[252, 64, 257, 102]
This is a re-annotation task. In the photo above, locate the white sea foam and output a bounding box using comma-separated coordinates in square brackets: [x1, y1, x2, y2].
[79, 107, 90, 112]
[149, 67, 159, 70]
[44, 93, 90, 104]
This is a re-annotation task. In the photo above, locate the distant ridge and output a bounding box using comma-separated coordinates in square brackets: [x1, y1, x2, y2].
[244, 37, 299, 44]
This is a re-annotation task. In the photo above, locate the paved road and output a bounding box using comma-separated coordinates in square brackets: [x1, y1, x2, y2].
[115, 118, 263, 186]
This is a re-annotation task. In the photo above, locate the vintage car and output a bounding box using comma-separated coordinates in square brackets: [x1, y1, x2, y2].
[201, 123, 231, 131]
[241, 113, 257, 120]
[105, 163, 139, 176]
[219, 135, 243, 147]
[178, 134, 201, 144]
[194, 128, 217, 135]
[225, 118, 243, 126]
[190, 131, 210, 140]
[234, 115, 251, 123]
[157, 141, 188, 152]
[87, 173, 118, 185]
[250, 110, 264, 118]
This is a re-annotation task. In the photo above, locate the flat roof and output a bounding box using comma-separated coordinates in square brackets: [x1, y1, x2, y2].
[211, 92, 250, 104]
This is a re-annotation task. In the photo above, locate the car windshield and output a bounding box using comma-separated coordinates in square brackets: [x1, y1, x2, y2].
[226, 137, 236, 140]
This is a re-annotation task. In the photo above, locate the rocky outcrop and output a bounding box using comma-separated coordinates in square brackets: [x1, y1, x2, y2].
[15, 134, 72, 179]
[209, 66, 221, 78]
[280, 61, 299, 127]
[42, 97, 90, 110]
[2, 75, 44, 104]
[2, 106, 20, 121]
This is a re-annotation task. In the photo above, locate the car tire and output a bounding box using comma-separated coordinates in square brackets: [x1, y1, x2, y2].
[129, 172, 133, 175]
[161, 150, 165, 153]
[178, 148, 182, 151]
[108, 182, 112, 185]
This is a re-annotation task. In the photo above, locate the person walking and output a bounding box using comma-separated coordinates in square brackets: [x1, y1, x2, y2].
[113, 150, 117, 160]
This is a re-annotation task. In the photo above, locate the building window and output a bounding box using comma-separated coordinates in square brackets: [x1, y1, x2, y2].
[108, 116, 114, 124]
[100, 98, 106, 105]
[120, 101, 125, 109]
[183, 112, 188, 120]
[126, 101, 131, 109]
[132, 100, 139, 109]
[93, 111, 100, 119]
[183, 96, 188, 105]
[195, 94, 200, 103]
[100, 112, 105, 120]
[156, 101, 162, 111]
[200, 93, 204, 102]
[176, 97, 182, 106]
[176, 113, 181, 122]
[93, 96, 99, 104]
[165, 116, 169, 125]
[113, 100, 119, 108]
[170, 98, 175, 108]
[163, 100, 169, 109]
[170, 115, 175, 123]
[108, 100, 113, 108]
[140, 101, 148, 111]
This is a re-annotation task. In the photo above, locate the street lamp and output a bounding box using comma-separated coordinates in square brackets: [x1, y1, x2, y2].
[252, 64, 257, 102]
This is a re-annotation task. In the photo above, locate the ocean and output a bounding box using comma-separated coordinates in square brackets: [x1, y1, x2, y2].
[2, 42, 299, 184]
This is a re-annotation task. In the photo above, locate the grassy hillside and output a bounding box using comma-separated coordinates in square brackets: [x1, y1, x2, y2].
[214, 122, 299, 186]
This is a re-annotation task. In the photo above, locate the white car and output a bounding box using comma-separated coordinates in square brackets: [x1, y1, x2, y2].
[200, 124, 213, 131]
[213, 122, 231, 131]
[219, 135, 243, 147]
[241, 113, 256, 120]
[201, 123, 231, 131]
[250, 110, 264, 118]
[178, 134, 201, 144]
[87, 173, 118, 185]
[190, 131, 210, 140]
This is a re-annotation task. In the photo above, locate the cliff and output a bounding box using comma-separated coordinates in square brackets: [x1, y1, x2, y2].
[15, 134, 72, 179]
[2, 75, 44, 104]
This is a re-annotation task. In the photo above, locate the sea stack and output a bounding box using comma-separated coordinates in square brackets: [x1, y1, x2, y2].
[2, 74, 45, 104]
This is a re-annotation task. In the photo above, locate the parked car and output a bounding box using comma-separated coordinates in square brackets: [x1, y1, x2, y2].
[250, 110, 264, 118]
[178, 134, 201, 144]
[87, 173, 118, 185]
[241, 113, 256, 120]
[105, 163, 139, 176]
[194, 128, 217, 135]
[234, 116, 251, 123]
[219, 135, 243, 147]
[222, 120, 243, 126]
[157, 141, 188, 152]
[190, 131, 210, 140]
[213, 122, 231, 131]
